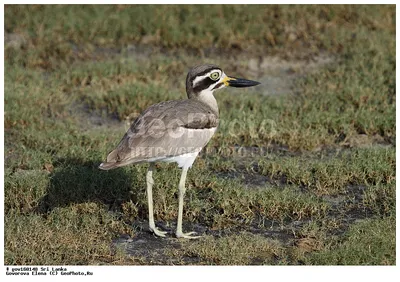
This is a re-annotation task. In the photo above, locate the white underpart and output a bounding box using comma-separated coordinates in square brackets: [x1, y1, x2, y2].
[164, 150, 201, 169]
[147, 127, 217, 169]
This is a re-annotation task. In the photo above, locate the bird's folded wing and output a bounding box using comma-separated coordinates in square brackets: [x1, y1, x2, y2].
[103, 99, 219, 168]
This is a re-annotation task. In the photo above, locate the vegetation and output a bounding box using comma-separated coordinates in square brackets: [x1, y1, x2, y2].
[4, 4, 395, 265]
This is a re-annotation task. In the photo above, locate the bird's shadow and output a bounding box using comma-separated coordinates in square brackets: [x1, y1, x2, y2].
[36, 157, 144, 215]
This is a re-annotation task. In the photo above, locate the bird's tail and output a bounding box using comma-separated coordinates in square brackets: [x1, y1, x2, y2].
[99, 148, 140, 170]
[99, 147, 120, 170]
[98, 161, 119, 170]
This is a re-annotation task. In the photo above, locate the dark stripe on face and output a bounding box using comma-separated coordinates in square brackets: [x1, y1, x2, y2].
[193, 77, 216, 93]
[212, 82, 224, 90]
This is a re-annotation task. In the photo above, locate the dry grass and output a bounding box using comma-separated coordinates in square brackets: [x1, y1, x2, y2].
[172, 232, 286, 265]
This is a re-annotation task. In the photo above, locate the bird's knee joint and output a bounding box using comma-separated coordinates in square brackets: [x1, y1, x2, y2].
[146, 176, 154, 185]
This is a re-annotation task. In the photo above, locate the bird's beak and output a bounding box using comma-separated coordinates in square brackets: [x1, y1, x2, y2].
[223, 76, 260, 88]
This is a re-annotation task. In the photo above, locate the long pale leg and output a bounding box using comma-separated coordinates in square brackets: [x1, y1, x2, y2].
[146, 163, 167, 237]
[176, 168, 200, 239]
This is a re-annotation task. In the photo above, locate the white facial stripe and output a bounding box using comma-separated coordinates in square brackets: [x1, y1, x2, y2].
[207, 82, 219, 91]
[192, 69, 222, 87]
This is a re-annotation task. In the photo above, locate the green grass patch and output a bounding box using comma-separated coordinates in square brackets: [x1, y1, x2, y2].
[257, 147, 395, 195]
[362, 183, 395, 216]
[6, 5, 394, 70]
[306, 216, 396, 265]
[173, 232, 286, 265]
[5, 204, 135, 265]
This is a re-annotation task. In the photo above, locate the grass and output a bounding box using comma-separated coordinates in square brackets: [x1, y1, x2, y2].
[4, 4, 395, 265]
[172, 232, 287, 265]
[256, 147, 395, 195]
[5, 204, 135, 265]
[306, 216, 396, 265]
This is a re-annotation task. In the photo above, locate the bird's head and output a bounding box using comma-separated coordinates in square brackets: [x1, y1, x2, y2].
[186, 64, 260, 99]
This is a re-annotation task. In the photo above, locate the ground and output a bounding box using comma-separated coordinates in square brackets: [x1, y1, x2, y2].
[4, 5, 395, 265]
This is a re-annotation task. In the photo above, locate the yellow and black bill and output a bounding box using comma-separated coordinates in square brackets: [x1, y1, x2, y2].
[225, 77, 260, 88]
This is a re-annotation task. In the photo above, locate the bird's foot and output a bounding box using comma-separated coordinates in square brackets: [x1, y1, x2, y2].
[176, 231, 201, 239]
[150, 226, 168, 237]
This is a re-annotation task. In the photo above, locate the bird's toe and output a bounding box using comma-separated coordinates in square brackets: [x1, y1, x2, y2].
[150, 227, 168, 237]
[176, 231, 201, 239]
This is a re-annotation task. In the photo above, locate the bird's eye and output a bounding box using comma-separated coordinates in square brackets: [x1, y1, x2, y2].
[210, 72, 220, 80]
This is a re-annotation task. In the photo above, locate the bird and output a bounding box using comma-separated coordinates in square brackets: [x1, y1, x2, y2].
[99, 64, 260, 239]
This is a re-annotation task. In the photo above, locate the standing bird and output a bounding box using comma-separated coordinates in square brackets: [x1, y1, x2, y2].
[99, 64, 260, 239]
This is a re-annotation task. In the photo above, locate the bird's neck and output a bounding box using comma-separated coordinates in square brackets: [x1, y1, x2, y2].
[195, 89, 219, 116]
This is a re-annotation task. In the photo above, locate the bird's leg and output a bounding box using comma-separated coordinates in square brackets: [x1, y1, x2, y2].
[176, 168, 200, 239]
[146, 163, 167, 237]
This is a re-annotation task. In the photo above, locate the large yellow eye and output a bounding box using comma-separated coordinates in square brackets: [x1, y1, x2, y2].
[210, 72, 220, 81]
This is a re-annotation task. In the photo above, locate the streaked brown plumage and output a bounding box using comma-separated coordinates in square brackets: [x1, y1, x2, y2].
[100, 99, 218, 170]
